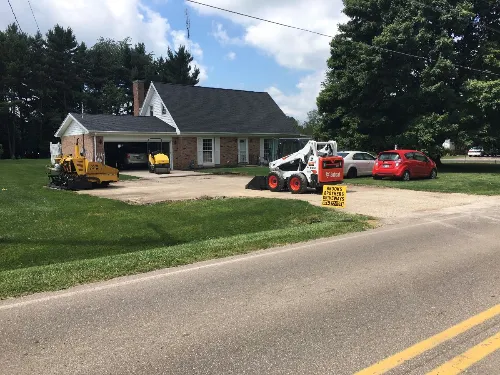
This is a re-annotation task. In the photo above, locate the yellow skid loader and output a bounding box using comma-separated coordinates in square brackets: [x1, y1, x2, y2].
[48, 138, 119, 190]
[148, 138, 170, 174]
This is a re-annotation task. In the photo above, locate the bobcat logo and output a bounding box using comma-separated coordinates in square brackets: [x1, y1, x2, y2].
[326, 172, 341, 178]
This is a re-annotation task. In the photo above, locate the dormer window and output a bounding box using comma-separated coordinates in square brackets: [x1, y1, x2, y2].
[149, 105, 153, 116]
[162, 104, 166, 115]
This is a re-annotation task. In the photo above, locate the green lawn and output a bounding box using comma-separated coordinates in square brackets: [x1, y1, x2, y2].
[347, 163, 500, 195]
[200, 163, 500, 195]
[0, 159, 369, 299]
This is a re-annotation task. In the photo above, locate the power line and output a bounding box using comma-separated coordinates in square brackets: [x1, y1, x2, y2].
[186, 0, 332, 38]
[186, 0, 500, 77]
[27, 0, 40, 33]
[7, 0, 23, 33]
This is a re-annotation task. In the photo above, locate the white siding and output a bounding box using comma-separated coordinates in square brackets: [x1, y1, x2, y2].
[143, 87, 179, 134]
[65, 119, 88, 136]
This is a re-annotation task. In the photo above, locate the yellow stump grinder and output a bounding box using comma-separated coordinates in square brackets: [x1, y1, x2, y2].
[48, 138, 119, 190]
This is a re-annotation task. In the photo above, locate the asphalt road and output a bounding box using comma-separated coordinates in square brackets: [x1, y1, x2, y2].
[1, 208, 499, 374]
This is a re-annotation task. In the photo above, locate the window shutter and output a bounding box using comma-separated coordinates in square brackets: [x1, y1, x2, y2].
[197, 137, 203, 166]
[214, 137, 221, 165]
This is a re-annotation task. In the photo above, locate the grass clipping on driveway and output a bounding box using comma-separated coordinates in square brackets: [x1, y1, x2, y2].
[0, 160, 369, 299]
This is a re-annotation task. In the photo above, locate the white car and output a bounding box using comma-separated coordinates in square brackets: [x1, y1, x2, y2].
[468, 147, 484, 157]
[337, 151, 377, 178]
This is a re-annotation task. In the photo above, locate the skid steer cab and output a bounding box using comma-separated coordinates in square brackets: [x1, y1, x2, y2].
[246, 140, 344, 194]
[148, 138, 170, 174]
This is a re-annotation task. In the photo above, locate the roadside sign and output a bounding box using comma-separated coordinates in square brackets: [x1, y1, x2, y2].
[321, 185, 346, 208]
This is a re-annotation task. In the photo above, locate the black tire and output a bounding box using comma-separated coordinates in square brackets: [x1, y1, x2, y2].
[347, 167, 357, 179]
[373, 175, 382, 180]
[429, 168, 437, 179]
[288, 173, 308, 194]
[267, 172, 285, 192]
[402, 170, 411, 181]
[148, 163, 154, 173]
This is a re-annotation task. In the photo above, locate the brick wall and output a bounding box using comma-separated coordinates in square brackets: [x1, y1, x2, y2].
[173, 137, 197, 170]
[133, 80, 145, 116]
[220, 137, 238, 166]
[61, 134, 95, 160]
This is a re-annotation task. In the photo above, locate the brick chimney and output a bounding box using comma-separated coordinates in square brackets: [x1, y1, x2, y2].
[133, 80, 145, 116]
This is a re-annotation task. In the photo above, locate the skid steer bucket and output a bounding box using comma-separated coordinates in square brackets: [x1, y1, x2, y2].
[246, 176, 268, 190]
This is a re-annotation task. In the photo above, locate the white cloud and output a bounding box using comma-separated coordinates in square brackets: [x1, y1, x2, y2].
[211, 22, 244, 45]
[266, 70, 325, 122]
[0, 0, 207, 81]
[225, 51, 236, 60]
[189, 0, 347, 119]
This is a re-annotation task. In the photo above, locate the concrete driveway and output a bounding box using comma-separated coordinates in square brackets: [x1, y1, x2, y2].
[79, 174, 500, 223]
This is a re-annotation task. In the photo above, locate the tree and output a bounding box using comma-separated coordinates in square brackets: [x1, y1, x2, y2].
[317, 0, 499, 159]
[155, 45, 200, 85]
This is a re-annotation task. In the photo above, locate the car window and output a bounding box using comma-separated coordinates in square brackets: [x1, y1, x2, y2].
[352, 153, 365, 160]
[414, 153, 428, 162]
[404, 152, 414, 160]
[337, 152, 349, 158]
[378, 152, 401, 161]
[363, 153, 376, 160]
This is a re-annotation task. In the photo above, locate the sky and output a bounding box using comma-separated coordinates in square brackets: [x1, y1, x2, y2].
[0, 0, 347, 121]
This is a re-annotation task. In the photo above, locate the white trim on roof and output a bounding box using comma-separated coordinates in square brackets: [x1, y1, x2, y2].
[54, 113, 90, 137]
[139, 82, 181, 135]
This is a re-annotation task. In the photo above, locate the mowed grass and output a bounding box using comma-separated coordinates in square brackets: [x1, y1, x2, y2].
[202, 164, 500, 195]
[0, 159, 369, 299]
[347, 163, 500, 195]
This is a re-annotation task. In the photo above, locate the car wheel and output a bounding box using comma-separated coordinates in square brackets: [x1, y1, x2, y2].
[429, 168, 437, 179]
[347, 167, 357, 179]
[402, 170, 411, 181]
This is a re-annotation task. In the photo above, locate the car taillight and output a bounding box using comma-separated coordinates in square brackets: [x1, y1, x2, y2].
[395, 162, 400, 167]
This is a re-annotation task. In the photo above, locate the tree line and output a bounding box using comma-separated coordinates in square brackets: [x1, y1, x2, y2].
[311, 0, 499, 159]
[0, 24, 200, 159]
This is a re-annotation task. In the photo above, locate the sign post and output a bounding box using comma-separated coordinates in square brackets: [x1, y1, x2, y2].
[321, 185, 347, 208]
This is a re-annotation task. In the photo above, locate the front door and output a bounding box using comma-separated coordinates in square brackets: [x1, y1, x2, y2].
[238, 138, 248, 164]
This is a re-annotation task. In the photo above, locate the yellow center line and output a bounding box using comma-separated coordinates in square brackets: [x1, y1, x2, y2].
[426, 331, 500, 375]
[354, 304, 500, 375]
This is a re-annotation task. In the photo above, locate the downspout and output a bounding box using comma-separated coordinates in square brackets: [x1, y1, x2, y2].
[94, 135, 97, 162]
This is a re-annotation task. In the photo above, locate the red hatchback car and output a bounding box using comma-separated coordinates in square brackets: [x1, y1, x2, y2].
[372, 150, 437, 181]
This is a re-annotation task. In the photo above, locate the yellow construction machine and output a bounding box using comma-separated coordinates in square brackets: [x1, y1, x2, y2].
[48, 138, 119, 190]
[148, 138, 170, 174]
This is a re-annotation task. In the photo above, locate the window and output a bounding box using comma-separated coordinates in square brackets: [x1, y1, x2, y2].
[404, 152, 414, 160]
[203, 139, 213, 163]
[352, 153, 365, 160]
[149, 105, 153, 116]
[414, 153, 428, 162]
[379, 152, 401, 161]
[162, 104, 166, 115]
[264, 139, 272, 161]
[337, 152, 349, 158]
[363, 153, 376, 160]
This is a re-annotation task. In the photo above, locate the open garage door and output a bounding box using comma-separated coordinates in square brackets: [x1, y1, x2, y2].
[104, 141, 171, 170]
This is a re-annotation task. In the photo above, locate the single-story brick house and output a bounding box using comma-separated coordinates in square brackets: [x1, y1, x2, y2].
[55, 81, 300, 170]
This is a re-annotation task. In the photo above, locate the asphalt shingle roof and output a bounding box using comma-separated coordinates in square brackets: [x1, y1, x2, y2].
[153, 82, 299, 134]
[71, 113, 176, 133]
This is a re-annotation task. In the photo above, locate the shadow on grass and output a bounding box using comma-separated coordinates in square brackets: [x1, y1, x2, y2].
[440, 163, 500, 174]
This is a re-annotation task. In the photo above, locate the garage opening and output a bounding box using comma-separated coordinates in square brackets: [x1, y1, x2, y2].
[104, 141, 171, 170]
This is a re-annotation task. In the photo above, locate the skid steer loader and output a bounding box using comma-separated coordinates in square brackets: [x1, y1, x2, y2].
[148, 138, 170, 174]
[246, 140, 344, 194]
[47, 138, 119, 190]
